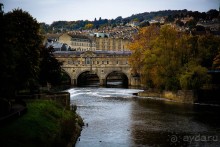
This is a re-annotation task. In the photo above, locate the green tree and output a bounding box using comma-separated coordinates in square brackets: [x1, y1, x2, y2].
[154, 25, 182, 90]
[1, 9, 42, 98]
[197, 35, 220, 68]
[179, 62, 210, 90]
[185, 19, 197, 29]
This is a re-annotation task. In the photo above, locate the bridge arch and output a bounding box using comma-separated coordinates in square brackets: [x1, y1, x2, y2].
[105, 71, 129, 87]
[61, 69, 72, 85]
[77, 70, 100, 87]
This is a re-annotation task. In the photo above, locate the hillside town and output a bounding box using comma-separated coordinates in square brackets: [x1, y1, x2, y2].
[45, 26, 138, 52]
[44, 9, 220, 52]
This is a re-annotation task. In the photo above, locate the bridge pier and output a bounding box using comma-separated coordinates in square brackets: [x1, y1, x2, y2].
[71, 79, 77, 86]
[100, 79, 106, 86]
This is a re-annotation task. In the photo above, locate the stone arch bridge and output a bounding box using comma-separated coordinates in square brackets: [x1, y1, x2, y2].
[54, 51, 140, 86]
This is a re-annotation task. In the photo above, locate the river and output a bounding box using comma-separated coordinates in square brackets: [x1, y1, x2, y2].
[68, 87, 220, 147]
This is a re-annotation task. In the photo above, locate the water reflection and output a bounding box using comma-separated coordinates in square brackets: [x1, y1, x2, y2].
[68, 88, 220, 147]
[131, 98, 220, 146]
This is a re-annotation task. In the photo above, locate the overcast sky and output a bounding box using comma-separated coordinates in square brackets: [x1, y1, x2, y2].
[1, 0, 219, 24]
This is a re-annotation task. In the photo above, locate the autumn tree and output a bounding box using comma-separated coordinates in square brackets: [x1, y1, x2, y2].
[129, 25, 159, 83]
[213, 52, 220, 69]
[129, 25, 218, 90]
[84, 23, 94, 29]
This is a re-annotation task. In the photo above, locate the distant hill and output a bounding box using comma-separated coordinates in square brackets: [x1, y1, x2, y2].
[40, 9, 219, 34]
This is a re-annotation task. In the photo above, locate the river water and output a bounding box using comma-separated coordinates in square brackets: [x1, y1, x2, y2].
[68, 87, 220, 147]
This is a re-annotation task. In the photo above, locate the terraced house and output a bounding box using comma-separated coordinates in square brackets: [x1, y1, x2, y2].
[59, 33, 96, 51]
[45, 32, 131, 52]
[93, 33, 131, 51]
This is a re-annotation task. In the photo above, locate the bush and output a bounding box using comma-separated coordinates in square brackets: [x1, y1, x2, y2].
[179, 64, 210, 90]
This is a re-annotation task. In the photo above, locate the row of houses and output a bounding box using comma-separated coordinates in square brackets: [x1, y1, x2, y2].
[44, 32, 131, 52]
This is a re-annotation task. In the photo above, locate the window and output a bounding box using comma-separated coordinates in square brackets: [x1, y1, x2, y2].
[85, 57, 91, 65]
[68, 60, 72, 64]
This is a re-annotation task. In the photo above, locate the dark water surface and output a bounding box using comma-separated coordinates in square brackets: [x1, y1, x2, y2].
[68, 87, 220, 147]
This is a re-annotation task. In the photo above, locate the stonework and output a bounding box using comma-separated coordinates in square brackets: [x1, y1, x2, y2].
[45, 32, 131, 52]
[54, 51, 140, 86]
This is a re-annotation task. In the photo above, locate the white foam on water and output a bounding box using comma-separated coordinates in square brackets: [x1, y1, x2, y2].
[67, 87, 144, 99]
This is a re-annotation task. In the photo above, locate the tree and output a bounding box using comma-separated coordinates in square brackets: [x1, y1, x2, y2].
[84, 23, 94, 30]
[165, 15, 174, 23]
[115, 16, 123, 24]
[39, 46, 63, 86]
[155, 25, 183, 90]
[1, 9, 42, 98]
[129, 25, 214, 91]
[129, 25, 160, 88]
[207, 9, 219, 20]
[185, 19, 197, 29]
[139, 21, 150, 28]
[213, 52, 220, 69]
[179, 62, 210, 90]
[176, 19, 184, 27]
[197, 35, 220, 68]
[40, 23, 50, 34]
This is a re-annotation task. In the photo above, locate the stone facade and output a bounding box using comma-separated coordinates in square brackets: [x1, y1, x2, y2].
[59, 33, 96, 51]
[95, 37, 130, 51]
[54, 51, 139, 86]
[45, 32, 131, 52]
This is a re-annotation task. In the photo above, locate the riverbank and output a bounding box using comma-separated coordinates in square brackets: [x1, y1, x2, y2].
[138, 90, 197, 103]
[138, 89, 220, 104]
[0, 100, 84, 147]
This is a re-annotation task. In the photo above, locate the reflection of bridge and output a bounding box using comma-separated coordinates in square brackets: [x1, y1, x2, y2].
[54, 51, 140, 86]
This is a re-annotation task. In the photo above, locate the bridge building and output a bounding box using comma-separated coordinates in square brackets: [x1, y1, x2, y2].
[46, 32, 138, 87]
[54, 51, 140, 87]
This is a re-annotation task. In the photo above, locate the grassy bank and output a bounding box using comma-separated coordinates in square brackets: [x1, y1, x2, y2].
[0, 100, 83, 147]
